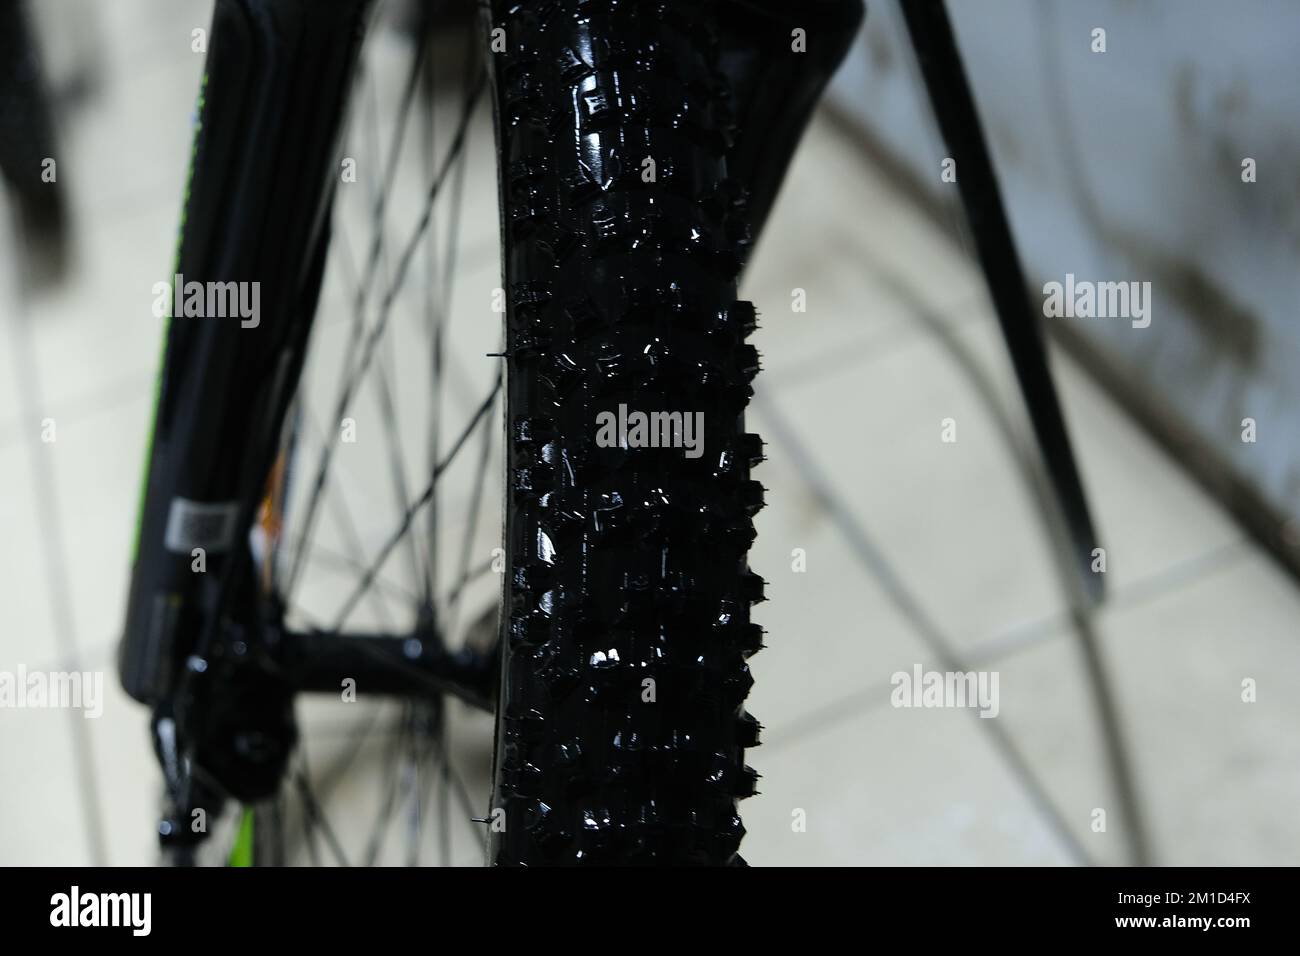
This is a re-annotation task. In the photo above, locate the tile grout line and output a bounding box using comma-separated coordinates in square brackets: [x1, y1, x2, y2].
[757, 289, 990, 392]
[964, 537, 1252, 667]
[0, 367, 153, 452]
[7, 276, 109, 865]
[751, 389, 1093, 865]
[760, 534, 1254, 754]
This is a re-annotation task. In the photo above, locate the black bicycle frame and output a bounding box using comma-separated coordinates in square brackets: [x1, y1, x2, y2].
[122, 0, 371, 707]
[119, 0, 868, 847]
[120, 0, 1098, 863]
[118, 0, 498, 845]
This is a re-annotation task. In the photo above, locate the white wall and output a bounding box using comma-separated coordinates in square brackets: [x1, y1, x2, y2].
[827, 0, 1300, 538]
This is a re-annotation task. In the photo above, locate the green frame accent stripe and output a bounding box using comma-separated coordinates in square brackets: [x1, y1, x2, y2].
[132, 72, 208, 561]
[228, 807, 255, 867]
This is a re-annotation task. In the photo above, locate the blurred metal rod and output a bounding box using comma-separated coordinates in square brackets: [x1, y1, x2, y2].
[899, 0, 1101, 605]
[899, 0, 1150, 866]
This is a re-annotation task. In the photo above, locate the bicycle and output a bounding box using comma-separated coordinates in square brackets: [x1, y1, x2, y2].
[119, 0, 1116, 867]
[119, 0, 865, 866]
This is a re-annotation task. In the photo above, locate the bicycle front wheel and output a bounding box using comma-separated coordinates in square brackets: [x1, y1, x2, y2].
[487, 0, 766, 865]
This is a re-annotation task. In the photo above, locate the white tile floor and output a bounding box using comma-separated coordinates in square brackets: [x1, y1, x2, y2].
[2, 1, 1298, 866]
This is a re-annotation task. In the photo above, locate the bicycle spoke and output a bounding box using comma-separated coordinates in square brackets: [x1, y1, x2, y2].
[443, 387, 495, 639]
[283, 33, 458, 603]
[422, 16, 480, 620]
[281, 533, 423, 610]
[299, 802, 323, 867]
[437, 730, 452, 867]
[264, 798, 287, 867]
[327, 496, 395, 627]
[443, 555, 495, 618]
[326, 68, 487, 469]
[434, 16, 480, 336]
[295, 766, 351, 867]
[317, 174, 427, 613]
[344, 17, 429, 355]
[232, 18, 497, 870]
[444, 745, 485, 844]
[422, 305, 444, 616]
[280, 66, 380, 596]
[298, 406, 401, 628]
[362, 712, 414, 866]
[310, 701, 391, 799]
[372, 346, 426, 596]
[281, 544, 413, 632]
[362, 60, 429, 597]
[403, 704, 433, 866]
[420, 13, 441, 614]
[324, 373, 500, 633]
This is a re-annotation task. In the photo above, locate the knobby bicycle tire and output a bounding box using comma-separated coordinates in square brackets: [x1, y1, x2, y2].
[487, 0, 765, 865]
